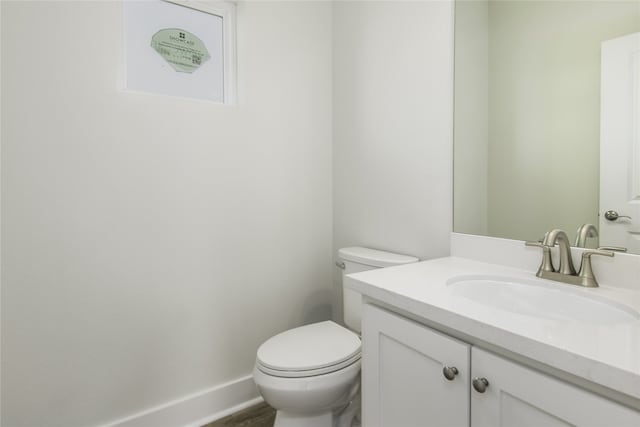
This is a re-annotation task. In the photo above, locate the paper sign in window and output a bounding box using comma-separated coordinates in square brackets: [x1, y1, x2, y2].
[124, 0, 234, 103]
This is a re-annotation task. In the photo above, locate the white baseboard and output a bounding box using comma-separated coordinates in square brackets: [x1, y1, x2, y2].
[101, 375, 262, 427]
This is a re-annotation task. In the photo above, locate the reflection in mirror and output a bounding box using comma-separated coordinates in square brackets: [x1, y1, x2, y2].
[599, 31, 640, 253]
[453, 0, 640, 252]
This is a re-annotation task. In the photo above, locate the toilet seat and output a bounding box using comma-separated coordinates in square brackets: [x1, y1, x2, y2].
[256, 321, 361, 378]
[257, 352, 361, 378]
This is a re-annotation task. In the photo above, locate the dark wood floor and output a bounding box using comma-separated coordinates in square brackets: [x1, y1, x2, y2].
[203, 402, 276, 427]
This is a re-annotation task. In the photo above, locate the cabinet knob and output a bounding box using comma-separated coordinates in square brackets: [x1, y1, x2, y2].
[472, 377, 489, 393]
[442, 366, 459, 381]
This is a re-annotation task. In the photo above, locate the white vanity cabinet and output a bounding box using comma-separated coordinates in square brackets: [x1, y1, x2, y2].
[471, 347, 640, 427]
[361, 303, 471, 427]
[362, 303, 640, 427]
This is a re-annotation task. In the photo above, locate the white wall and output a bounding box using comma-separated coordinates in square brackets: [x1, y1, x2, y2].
[1, 1, 333, 426]
[333, 0, 454, 262]
[2, 0, 457, 424]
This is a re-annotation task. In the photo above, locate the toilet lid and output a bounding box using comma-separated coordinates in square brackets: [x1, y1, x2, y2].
[256, 321, 361, 375]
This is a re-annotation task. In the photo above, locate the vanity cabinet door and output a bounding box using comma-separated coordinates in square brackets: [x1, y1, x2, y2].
[362, 304, 470, 427]
[471, 347, 640, 427]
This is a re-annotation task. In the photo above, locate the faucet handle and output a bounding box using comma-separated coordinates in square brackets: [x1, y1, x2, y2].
[582, 248, 615, 258]
[597, 246, 628, 253]
[577, 249, 614, 288]
[525, 241, 555, 276]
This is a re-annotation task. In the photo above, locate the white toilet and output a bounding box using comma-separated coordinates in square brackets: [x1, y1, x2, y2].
[253, 247, 418, 427]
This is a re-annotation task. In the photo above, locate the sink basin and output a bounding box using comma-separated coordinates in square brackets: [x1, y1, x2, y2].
[447, 275, 640, 325]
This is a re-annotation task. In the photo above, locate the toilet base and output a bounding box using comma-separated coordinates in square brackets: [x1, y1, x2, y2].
[274, 410, 332, 427]
[273, 392, 361, 427]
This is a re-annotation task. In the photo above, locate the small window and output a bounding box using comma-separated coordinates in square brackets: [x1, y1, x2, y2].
[123, 0, 237, 104]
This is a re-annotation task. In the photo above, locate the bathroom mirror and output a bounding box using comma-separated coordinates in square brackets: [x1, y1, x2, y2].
[453, 0, 640, 253]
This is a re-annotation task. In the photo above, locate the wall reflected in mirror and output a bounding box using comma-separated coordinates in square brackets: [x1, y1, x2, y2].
[453, 0, 640, 252]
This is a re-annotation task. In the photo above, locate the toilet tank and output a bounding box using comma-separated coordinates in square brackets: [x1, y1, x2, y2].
[338, 247, 418, 333]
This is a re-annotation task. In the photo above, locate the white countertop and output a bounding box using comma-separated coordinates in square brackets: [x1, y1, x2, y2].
[345, 256, 640, 401]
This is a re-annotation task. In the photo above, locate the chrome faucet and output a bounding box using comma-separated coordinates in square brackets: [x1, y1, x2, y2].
[575, 223, 598, 248]
[526, 228, 614, 288]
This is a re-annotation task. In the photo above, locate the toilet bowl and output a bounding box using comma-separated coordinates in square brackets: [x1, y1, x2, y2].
[253, 321, 361, 427]
[253, 247, 418, 427]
